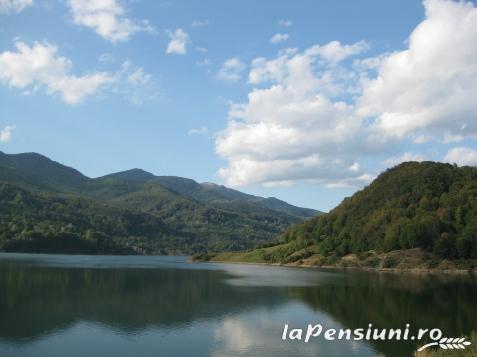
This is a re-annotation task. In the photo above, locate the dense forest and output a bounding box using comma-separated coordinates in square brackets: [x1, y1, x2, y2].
[0, 151, 319, 254]
[4, 151, 475, 260]
[278, 162, 477, 260]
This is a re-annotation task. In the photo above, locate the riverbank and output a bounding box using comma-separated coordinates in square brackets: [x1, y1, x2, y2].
[192, 246, 477, 274]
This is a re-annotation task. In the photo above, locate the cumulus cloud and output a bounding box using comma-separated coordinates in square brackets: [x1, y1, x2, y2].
[0, 41, 113, 105]
[270, 33, 289, 44]
[248, 41, 367, 89]
[112, 60, 158, 105]
[0, 0, 32, 14]
[217, 57, 246, 82]
[359, 0, 477, 141]
[67, 0, 154, 43]
[383, 152, 427, 167]
[166, 28, 189, 55]
[0, 41, 156, 105]
[444, 147, 477, 166]
[187, 126, 209, 136]
[0, 125, 14, 142]
[216, 0, 477, 188]
[216, 41, 370, 187]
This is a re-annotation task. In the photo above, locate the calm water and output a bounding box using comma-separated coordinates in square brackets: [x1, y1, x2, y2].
[0, 254, 476, 357]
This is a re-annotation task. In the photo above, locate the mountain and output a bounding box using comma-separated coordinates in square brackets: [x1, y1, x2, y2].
[100, 168, 156, 182]
[97, 165, 320, 219]
[0, 151, 87, 192]
[154, 179, 319, 219]
[0, 183, 173, 254]
[201, 162, 477, 267]
[0, 151, 320, 254]
[198, 182, 318, 218]
[98, 170, 320, 219]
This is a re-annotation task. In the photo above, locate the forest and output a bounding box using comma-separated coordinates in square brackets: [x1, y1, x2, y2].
[0, 151, 318, 254]
[279, 162, 477, 260]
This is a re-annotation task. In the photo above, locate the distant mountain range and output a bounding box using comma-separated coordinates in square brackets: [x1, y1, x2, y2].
[0, 151, 321, 254]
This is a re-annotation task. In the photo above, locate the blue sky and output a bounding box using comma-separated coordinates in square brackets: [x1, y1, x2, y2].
[1, 0, 477, 212]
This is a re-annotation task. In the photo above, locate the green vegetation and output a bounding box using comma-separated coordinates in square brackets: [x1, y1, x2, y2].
[0, 151, 318, 254]
[195, 243, 293, 264]
[203, 162, 477, 269]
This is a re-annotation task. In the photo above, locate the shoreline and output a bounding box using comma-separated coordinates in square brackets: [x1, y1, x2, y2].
[202, 259, 476, 275]
[200, 259, 477, 275]
[192, 248, 477, 275]
[2, 251, 475, 275]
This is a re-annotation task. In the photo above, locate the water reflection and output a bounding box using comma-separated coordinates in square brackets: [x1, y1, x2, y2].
[287, 272, 477, 356]
[0, 262, 285, 341]
[0, 254, 476, 357]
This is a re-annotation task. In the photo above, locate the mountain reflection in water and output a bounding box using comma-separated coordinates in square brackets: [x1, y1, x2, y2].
[0, 254, 476, 357]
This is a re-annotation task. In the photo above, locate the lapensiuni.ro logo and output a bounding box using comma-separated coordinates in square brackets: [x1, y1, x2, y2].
[282, 323, 471, 352]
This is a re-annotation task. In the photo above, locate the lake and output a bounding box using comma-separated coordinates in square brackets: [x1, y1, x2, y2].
[0, 253, 476, 357]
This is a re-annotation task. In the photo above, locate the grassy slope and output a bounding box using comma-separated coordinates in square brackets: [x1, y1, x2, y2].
[199, 244, 477, 272]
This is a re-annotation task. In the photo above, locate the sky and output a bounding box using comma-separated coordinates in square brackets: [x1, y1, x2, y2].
[1, 0, 477, 212]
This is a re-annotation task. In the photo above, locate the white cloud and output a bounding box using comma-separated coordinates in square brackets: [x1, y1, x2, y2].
[166, 28, 189, 55]
[187, 126, 208, 136]
[383, 152, 427, 167]
[191, 20, 209, 27]
[0, 125, 14, 142]
[313, 40, 369, 63]
[270, 33, 289, 44]
[114, 60, 158, 105]
[126, 66, 150, 85]
[359, 0, 477, 141]
[248, 41, 367, 87]
[67, 0, 154, 43]
[444, 147, 477, 166]
[216, 41, 371, 187]
[0, 42, 156, 105]
[0, 0, 32, 14]
[217, 57, 246, 82]
[211, 313, 368, 357]
[0, 41, 113, 105]
[217, 0, 477, 188]
[278, 19, 292, 27]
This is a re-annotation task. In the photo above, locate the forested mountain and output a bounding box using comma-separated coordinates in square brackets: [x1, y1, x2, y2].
[0, 151, 88, 192]
[0, 151, 319, 254]
[101, 170, 318, 219]
[256, 162, 477, 264]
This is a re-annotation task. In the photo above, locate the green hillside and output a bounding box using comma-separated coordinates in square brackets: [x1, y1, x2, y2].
[201, 162, 477, 267]
[0, 183, 171, 254]
[0, 151, 318, 254]
[0, 151, 88, 193]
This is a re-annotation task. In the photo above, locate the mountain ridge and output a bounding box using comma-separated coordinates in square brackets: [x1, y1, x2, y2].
[0, 150, 320, 254]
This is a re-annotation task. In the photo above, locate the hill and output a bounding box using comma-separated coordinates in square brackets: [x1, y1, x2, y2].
[198, 162, 477, 269]
[0, 151, 87, 192]
[0, 151, 319, 254]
